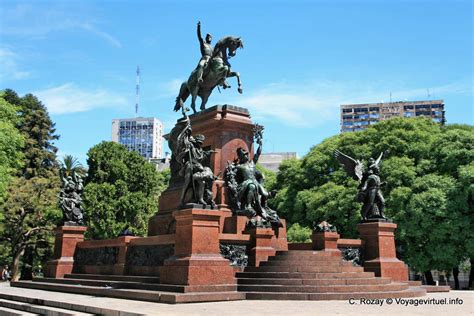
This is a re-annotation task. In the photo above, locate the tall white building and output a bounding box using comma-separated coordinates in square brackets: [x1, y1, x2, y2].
[111, 117, 164, 160]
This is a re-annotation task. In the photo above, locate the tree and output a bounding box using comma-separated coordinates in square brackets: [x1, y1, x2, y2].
[59, 155, 86, 178]
[0, 177, 60, 281]
[3, 89, 59, 179]
[271, 117, 473, 278]
[0, 93, 24, 205]
[287, 223, 312, 243]
[83, 142, 169, 239]
[0, 89, 60, 280]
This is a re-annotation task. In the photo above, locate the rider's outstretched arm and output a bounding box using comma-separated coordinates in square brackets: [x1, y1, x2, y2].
[197, 21, 203, 44]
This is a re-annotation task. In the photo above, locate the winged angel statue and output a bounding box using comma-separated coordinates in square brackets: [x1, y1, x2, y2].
[334, 150, 387, 221]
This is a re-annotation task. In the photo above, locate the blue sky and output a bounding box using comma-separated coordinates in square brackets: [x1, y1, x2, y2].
[1, 0, 472, 164]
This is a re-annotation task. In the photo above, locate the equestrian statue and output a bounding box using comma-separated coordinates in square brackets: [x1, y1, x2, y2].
[174, 21, 244, 114]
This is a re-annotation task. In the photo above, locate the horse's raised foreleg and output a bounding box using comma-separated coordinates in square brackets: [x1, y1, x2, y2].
[227, 71, 243, 94]
[174, 82, 190, 112]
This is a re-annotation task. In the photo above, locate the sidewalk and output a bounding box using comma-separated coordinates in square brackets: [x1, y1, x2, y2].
[0, 282, 472, 315]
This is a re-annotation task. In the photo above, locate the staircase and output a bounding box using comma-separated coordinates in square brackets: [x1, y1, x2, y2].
[237, 250, 426, 300]
[9, 250, 427, 305]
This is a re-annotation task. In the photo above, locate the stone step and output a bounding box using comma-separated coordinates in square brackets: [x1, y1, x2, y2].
[238, 282, 408, 293]
[275, 251, 339, 257]
[420, 285, 451, 293]
[0, 306, 37, 316]
[11, 281, 245, 304]
[236, 271, 375, 279]
[35, 277, 237, 293]
[0, 298, 93, 315]
[261, 260, 353, 267]
[64, 273, 161, 283]
[268, 256, 343, 262]
[237, 277, 392, 286]
[245, 287, 427, 300]
[0, 290, 140, 315]
[245, 265, 364, 273]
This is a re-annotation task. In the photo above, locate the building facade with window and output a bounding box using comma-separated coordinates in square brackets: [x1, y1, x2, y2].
[340, 100, 445, 132]
[111, 117, 164, 160]
[259, 152, 298, 172]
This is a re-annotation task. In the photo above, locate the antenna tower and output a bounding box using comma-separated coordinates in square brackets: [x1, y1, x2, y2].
[135, 65, 140, 116]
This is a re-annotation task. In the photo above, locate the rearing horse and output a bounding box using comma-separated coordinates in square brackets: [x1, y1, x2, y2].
[174, 36, 244, 114]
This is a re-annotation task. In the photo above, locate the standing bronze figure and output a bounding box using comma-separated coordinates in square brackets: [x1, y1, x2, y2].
[168, 113, 217, 208]
[174, 21, 243, 114]
[334, 150, 387, 221]
[225, 124, 281, 227]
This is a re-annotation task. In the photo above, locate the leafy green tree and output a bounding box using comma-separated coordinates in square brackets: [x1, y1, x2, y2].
[0, 177, 60, 281]
[0, 89, 60, 280]
[287, 223, 312, 243]
[83, 141, 169, 239]
[0, 93, 24, 205]
[3, 89, 59, 179]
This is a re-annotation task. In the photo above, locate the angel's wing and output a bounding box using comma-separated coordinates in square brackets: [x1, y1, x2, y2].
[334, 149, 363, 181]
[374, 151, 384, 167]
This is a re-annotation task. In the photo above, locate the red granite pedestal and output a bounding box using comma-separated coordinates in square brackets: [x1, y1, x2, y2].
[357, 221, 408, 282]
[44, 226, 87, 278]
[311, 231, 341, 257]
[159, 208, 236, 288]
[248, 228, 277, 267]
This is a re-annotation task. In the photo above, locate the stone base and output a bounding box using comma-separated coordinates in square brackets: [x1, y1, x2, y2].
[44, 226, 87, 278]
[44, 258, 74, 279]
[248, 228, 277, 267]
[364, 258, 409, 282]
[357, 221, 408, 282]
[312, 231, 341, 257]
[160, 254, 236, 286]
[159, 208, 236, 286]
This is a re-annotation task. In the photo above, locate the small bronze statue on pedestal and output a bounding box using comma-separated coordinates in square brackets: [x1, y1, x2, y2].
[334, 150, 388, 221]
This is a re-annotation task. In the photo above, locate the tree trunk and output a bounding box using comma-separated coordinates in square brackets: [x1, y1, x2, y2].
[10, 247, 25, 282]
[452, 267, 459, 289]
[20, 245, 33, 280]
[424, 270, 435, 285]
[469, 259, 473, 289]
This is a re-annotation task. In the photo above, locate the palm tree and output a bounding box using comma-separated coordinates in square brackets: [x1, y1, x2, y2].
[59, 155, 86, 178]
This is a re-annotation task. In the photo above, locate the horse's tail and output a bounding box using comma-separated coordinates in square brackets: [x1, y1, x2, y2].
[174, 82, 190, 111]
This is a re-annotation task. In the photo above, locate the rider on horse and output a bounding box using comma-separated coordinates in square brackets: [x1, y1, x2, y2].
[196, 21, 230, 89]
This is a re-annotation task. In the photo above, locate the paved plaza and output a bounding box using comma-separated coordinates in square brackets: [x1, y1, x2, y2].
[0, 282, 472, 315]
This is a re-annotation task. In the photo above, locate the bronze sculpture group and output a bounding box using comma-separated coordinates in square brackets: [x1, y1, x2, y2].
[224, 125, 281, 228]
[58, 171, 84, 225]
[167, 112, 216, 208]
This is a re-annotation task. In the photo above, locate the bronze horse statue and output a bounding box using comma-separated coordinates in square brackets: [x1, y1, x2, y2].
[174, 36, 244, 114]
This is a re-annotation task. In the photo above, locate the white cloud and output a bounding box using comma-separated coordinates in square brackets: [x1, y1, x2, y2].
[78, 23, 122, 48]
[0, 48, 31, 81]
[33, 83, 128, 115]
[0, 4, 121, 48]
